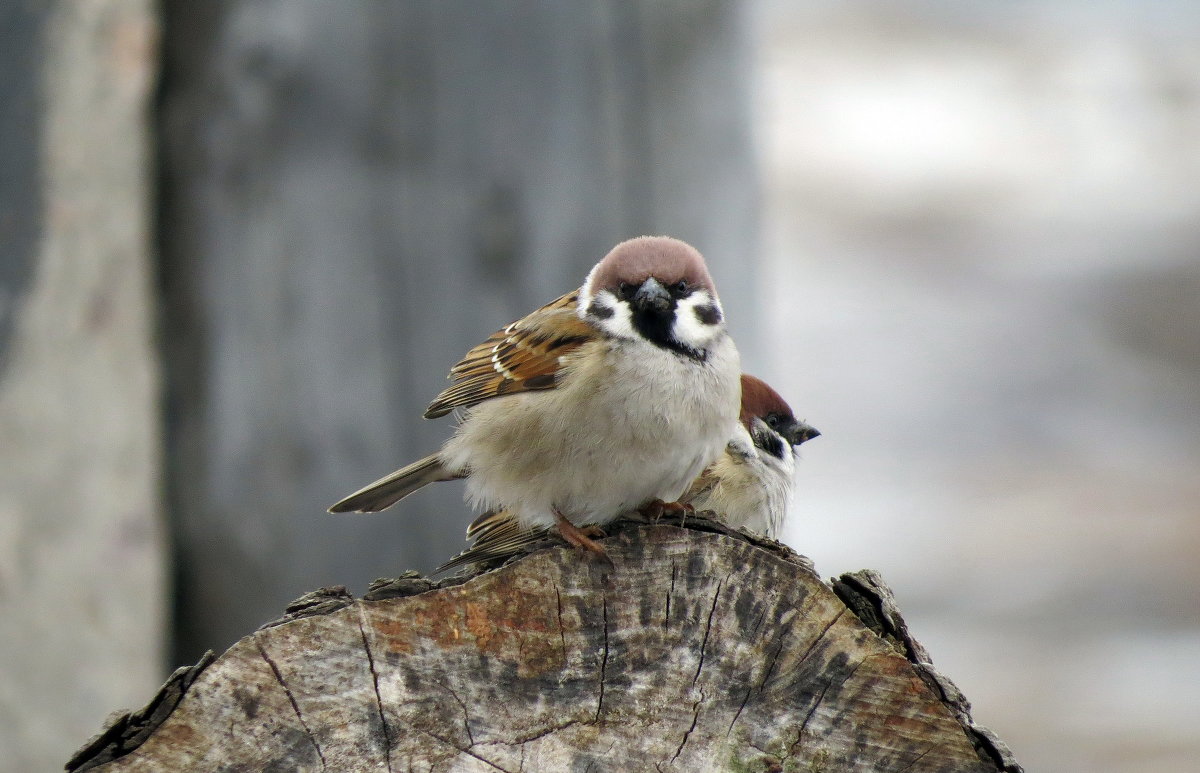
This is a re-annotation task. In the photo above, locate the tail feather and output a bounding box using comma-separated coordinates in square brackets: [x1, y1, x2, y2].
[436, 511, 549, 574]
[328, 453, 461, 513]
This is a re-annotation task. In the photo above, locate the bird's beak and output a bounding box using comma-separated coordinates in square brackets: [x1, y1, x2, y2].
[786, 421, 820, 446]
[632, 278, 672, 313]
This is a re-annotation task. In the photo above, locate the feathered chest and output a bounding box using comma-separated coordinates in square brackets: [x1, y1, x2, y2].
[555, 333, 740, 437]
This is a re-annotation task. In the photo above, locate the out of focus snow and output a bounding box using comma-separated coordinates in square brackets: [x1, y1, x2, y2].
[752, 2, 1200, 771]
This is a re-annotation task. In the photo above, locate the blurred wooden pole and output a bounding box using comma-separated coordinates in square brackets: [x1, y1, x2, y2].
[158, 1, 760, 664]
[0, 2, 164, 771]
[67, 521, 1022, 773]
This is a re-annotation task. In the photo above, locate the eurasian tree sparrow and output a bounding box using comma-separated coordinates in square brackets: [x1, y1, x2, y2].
[680, 374, 818, 539]
[329, 236, 742, 555]
[436, 374, 818, 572]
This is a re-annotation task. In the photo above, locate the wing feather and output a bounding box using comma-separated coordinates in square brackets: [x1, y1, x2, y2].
[435, 510, 549, 573]
[424, 291, 595, 418]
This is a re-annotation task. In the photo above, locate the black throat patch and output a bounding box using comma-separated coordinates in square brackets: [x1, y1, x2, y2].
[629, 301, 706, 361]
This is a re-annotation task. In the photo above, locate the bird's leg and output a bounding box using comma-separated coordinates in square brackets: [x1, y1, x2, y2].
[639, 499, 694, 522]
[553, 510, 608, 558]
[678, 501, 695, 529]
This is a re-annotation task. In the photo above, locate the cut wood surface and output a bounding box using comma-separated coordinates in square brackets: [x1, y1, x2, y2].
[69, 516, 1022, 772]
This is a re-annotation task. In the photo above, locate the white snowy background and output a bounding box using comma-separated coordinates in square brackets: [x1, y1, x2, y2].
[752, 3, 1200, 772]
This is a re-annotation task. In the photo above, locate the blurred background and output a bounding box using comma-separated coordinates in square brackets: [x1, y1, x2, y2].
[1, 1, 1196, 771]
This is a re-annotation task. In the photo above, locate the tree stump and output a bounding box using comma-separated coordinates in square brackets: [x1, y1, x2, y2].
[68, 517, 1022, 772]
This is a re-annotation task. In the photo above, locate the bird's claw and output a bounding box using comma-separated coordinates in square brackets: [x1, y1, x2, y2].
[639, 499, 694, 522]
[554, 511, 610, 563]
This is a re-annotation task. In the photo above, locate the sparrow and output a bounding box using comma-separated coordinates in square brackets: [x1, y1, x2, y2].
[436, 374, 818, 572]
[680, 373, 818, 539]
[329, 236, 742, 556]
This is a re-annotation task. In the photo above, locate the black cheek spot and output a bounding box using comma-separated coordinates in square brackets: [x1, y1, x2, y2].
[694, 303, 722, 326]
[588, 301, 614, 320]
[760, 432, 786, 460]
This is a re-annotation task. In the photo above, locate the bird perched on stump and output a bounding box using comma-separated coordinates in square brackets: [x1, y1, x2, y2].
[681, 373, 818, 540]
[329, 236, 742, 557]
[438, 374, 818, 572]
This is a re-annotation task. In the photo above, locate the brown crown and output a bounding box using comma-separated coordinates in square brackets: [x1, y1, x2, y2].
[739, 373, 794, 430]
[588, 236, 716, 297]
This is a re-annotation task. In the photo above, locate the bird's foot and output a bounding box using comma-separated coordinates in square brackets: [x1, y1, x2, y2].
[553, 511, 610, 561]
[639, 499, 694, 522]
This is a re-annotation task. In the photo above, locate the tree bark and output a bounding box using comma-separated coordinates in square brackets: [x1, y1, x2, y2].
[158, 0, 761, 667]
[68, 518, 1022, 773]
[0, 3, 164, 770]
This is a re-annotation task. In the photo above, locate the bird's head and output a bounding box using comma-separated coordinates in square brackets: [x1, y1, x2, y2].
[739, 374, 820, 461]
[580, 236, 726, 360]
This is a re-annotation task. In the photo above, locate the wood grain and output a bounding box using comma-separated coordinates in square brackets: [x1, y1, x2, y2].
[70, 519, 1022, 772]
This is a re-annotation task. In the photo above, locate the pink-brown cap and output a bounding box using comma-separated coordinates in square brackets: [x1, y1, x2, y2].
[584, 236, 717, 299]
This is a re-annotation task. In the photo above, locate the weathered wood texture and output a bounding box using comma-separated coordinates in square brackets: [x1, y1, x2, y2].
[0, 2, 164, 771]
[69, 520, 1021, 773]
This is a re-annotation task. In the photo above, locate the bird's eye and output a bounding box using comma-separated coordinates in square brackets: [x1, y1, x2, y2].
[766, 415, 780, 428]
[618, 282, 632, 299]
[673, 280, 688, 295]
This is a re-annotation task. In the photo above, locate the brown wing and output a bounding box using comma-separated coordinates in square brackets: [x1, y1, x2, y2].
[424, 291, 596, 419]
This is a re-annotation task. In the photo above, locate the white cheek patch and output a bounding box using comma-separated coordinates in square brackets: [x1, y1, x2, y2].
[581, 291, 638, 340]
[751, 419, 797, 475]
[672, 291, 724, 349]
